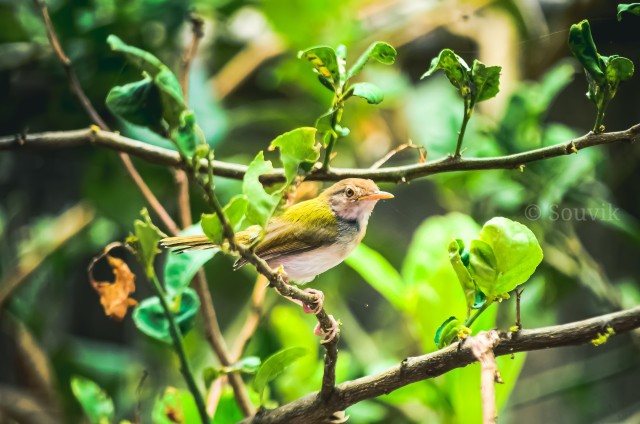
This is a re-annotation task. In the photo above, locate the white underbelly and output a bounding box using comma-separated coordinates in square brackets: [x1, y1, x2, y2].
[268, 245, 350, 284]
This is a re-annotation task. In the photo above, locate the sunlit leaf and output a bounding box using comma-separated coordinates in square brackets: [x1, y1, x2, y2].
[617, 3, 640, 21]
[269, 127, 319, 184]
[604, 55, 635, 91]
[242, 152, 280, 227]
[70, 376, 114, 424]
[132, 288, 200, 343]
[201, 195, 249, 245]
[347, 41, 397, 79]
[348, 82, 384, 104]
[470, 60, 501, 104]
[254, 347, 308, 403]
[90, 255, 138, 320]
[470, 217, 543, 301]
[298, 46, 340, 86]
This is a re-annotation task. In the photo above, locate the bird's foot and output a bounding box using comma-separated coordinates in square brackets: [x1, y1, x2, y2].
[302, 288, 324, 314]
[314, 314, 339, 344]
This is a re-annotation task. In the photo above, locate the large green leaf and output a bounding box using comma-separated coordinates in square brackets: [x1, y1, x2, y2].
[201, 195, 249, 245]
[345, 243, 405, 309]
[470, 60, 501, 104]
[105, 78, 163, 129]
[254, 346, 308, 403]
[128, 208, 166, 278]
[242, 152, 280, 227]
[70, 376, 114, 424]
[169, 110, 200, 159]
[617, 3, 640, 21]
[298, 46, 340, 87]
[349, 82, 384, 104]
[469, 217, 543, 301]
[421, 48, 470, 94]
[604, 55, 635, 93]
[347, 41, 397, 79]
[269, 127, 319, 184]
[107, 34, 164, 76]
[133, 288, 201, 343]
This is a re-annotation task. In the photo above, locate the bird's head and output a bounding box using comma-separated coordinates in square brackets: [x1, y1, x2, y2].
[321, 178, 394, 222]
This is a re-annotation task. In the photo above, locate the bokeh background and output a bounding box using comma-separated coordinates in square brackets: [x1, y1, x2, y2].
[1, 0, 640, 423]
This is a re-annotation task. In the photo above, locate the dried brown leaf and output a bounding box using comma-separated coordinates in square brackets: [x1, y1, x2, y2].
[89, 251, 137, 320]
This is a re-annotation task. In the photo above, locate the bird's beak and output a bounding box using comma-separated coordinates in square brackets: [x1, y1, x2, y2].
[358, 190, 394, 201]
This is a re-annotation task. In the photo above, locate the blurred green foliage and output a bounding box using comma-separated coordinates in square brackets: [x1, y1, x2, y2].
[1, 1, 640, 424]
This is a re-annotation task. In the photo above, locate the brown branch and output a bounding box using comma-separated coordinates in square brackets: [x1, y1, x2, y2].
[239, 305, 640, 424]
[3, 123, 639, 184]
[230, 275, 268, 361]
[33, 0, 180, 236]
[179, 13, 205, 105]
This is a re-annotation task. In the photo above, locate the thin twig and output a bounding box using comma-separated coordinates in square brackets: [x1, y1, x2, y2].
[4, 124, 639, 184]
[32, 0, 180, 236]
[369, 141, 426, 170]
[179, 13, 205, 105]
[240, 305, 640, 424]
[230, 275, 268, 361]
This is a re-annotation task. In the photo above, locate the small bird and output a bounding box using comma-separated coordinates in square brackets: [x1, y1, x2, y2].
[161, 178, 393, 341]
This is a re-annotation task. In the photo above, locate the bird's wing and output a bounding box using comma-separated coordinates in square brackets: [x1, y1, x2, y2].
[234, 201, 337, 269]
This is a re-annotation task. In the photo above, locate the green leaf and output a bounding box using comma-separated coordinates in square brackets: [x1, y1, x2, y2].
[201, 195, 249, 245]
[169, 110, 200, 158]
[298, 46, 340, 87]
[269, 127, 319, 184]
[470, 60, 501, 104]
[231, 356, 262, 374]
[154, 68, 186, 129]
[203, 367, 222, 388]
[70, 376, 114, 424]
[105, 78, 163, 129]
[254, 347, 308, 403]
[347, 41, 397, 79]
[348, 82, 384, 104]
[129, 208, 166, 279]
[617, 3, 640, 21]
[421, 48, 470, 94]
[568, 20, 605, 85]
[152, 387, 200, 424]
[164, 224, 218, 300]
[448, 239, 476, 313]
[107, 34, 165, 76]
[345, 243, 405, 310]
[470, 217, 543, 301]
[434, 316, 466, 349]
[604, 55, 635, 89]
[133, 288, 201, 343]
[242, 152, 280, 228]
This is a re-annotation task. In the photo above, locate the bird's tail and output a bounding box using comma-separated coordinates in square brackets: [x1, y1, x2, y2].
[160, 235, 218, 254]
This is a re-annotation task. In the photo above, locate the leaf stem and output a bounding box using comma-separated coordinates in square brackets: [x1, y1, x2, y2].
[322, 99, 343, 170]
[454, 97, 472, 158]
[149, 274, 210, 423]
[465, 302, 490, 328]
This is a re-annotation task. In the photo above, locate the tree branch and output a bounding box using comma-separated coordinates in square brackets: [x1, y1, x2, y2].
[33, 0, 180, 236]
[3, 123, 639, 184]
[239, 306, 640, 424]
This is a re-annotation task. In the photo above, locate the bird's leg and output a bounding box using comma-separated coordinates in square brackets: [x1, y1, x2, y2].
[314, 314, 339, 344]
[301, 288, 324, 314]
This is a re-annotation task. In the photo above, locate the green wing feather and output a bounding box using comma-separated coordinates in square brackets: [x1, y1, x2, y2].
[234, 198, 338, 269]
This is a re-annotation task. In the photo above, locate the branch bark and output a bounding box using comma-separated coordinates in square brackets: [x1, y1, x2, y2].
[3, 123, 638, 184]
[239, 306, 640, 424]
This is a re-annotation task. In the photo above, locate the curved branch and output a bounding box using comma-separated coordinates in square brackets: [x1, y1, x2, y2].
[239, 306, 640, 424]
[2, 124, 639, 184]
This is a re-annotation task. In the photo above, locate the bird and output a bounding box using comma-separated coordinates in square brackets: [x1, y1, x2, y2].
[161, 178, 393, 342]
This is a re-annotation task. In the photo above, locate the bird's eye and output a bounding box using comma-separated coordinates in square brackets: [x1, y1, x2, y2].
[345, 188, 355, 198]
